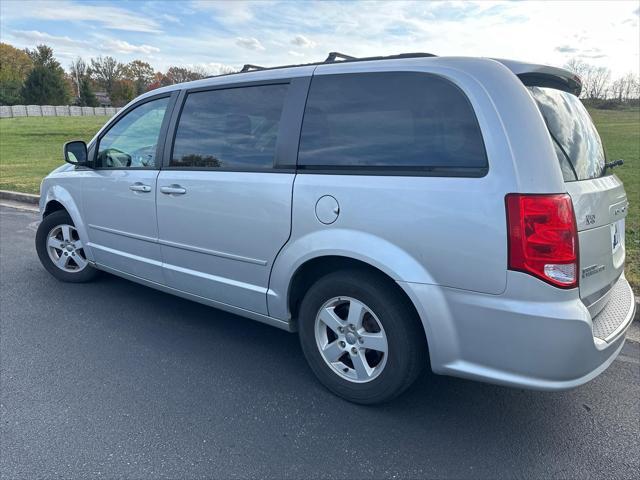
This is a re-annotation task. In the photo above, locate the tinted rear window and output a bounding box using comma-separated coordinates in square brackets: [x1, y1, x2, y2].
[528, 86, 606, 181]
[171, 84, 288, 169]
[298, 72, 487, 174]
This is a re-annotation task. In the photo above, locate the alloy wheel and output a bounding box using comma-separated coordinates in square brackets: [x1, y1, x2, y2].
[314, 296, 388, 383]
[46, 224, 88, 273]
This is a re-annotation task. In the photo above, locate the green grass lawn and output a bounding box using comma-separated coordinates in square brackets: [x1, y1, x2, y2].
[589, 107, 639, 292]
[0, 109, 638, 290]
[0, 116, 110, 194]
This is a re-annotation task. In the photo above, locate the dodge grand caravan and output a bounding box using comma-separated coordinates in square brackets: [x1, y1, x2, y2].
[36, 53, 635, 404]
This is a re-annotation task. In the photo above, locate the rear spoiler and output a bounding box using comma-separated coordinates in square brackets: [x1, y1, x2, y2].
[493, 58, 582, 96]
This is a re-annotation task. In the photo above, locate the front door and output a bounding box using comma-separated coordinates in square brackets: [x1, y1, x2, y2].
[156, 81, 303, 314]
[82, 95, 173, 283]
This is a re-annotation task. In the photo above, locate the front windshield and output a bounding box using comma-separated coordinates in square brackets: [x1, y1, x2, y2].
[528, 86, 606, 181]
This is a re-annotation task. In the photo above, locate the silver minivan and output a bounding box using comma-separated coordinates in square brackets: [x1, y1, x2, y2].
[36, 53, 635, 404]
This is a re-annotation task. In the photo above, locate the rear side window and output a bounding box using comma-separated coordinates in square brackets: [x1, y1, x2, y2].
[528, 86, 606, 181]
[298, 72, 487, 174]
[171, 84, 288, 169]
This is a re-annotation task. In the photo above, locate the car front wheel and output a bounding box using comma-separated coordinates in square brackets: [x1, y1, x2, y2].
[35, 210, 98, 283]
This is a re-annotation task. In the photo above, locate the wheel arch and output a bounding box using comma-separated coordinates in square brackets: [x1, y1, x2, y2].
[40, 185, 93, 262]
[43, 199, 67, 217]
[286, 255, 429, 353]
[268, 229, 436, 318]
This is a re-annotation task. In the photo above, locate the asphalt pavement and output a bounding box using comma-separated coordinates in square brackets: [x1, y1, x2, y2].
[1, 205, 639, 479]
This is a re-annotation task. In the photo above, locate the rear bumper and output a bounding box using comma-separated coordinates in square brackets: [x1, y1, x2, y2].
[590, 277, 636, 343]
[399, 272, 636, 390]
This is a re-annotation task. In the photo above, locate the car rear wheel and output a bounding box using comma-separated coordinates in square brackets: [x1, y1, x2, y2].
[298, 269, 426, 404]
[35, 210, 99, 283]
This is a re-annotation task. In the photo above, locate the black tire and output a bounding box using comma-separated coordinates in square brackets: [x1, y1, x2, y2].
[298, 269, 427, 404]
[35, 210, 99, 283]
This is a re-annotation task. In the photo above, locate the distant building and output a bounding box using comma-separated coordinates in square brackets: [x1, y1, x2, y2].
[94, 91, 112, 107]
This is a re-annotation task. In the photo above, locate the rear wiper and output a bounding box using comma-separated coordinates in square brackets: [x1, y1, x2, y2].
[547, 130, 579, 181]
[604, 159, 624, 172]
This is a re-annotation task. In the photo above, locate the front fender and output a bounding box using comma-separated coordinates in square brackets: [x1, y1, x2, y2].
[267, 228, 437, 320]
[40, 183, 94, 262]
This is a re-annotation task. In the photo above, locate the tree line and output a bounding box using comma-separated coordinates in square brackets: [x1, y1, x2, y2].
[0, 42, 214, 107]
[564, 58, 639, 105]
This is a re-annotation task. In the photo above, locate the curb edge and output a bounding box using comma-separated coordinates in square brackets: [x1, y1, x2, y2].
[0, 190, 40, 205]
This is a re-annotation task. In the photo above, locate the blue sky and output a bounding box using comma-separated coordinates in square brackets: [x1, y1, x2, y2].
[1, 1, 638, 77]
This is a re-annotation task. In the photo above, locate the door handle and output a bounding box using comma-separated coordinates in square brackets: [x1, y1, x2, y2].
[129, 182, 151, 193]
[160, 185, 187, 195]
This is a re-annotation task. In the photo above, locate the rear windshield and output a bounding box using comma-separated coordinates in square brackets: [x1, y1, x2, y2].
[528, 86, 606, 181]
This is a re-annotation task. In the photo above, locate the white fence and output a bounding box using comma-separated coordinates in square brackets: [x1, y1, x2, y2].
[0, 105, 122, 118]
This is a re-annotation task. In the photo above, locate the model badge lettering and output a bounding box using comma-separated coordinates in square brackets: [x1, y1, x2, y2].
[582, 264, 605, 278]
[585, 214, 596, 225]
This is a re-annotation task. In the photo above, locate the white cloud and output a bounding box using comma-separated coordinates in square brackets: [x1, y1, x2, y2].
[201, 62, 238, 75]
[10, 30, 87, 48]
[2, 0, 162, 33]
[291, 35, 316, 48]
[161, 14, 182, 24]
[102, 39, 160, 55]
[235, 37, 265, 51]
[10, 30, 159, 57]
[556, 45, 579, 54]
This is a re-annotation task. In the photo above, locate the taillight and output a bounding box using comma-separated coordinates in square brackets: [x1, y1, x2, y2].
[505, 193, 579, 288]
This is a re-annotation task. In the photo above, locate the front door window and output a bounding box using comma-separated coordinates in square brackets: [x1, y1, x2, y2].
[96, 97, 170, 169]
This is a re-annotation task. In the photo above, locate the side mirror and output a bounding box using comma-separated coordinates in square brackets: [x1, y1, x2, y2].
[63, 140, 89, 166]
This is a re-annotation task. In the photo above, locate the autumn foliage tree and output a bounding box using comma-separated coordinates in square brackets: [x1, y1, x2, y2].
[0, 42, 33, 105]
[123, 60, 155, 95]
[110, 79, 136, 107]
[146, 71, 166, 91]
[89, 56, 123, 96]
[162, 66, 207, 86]
[1, 41, 225, 105]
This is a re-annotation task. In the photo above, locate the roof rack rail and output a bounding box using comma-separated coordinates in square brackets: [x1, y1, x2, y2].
[383, 52, 437, 59]
[240, 64, 265, 72]
[204, 52, 439, 80]
[325, 52, 356, 62]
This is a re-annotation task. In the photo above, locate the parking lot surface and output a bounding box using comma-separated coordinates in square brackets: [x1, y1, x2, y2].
[1, 205, 639, 479]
